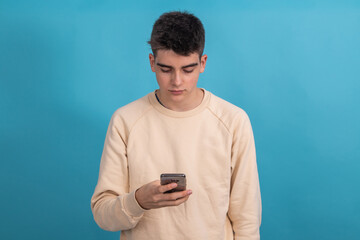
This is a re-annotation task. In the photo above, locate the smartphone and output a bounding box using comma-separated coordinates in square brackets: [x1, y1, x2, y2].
[160, 173, 186, 193]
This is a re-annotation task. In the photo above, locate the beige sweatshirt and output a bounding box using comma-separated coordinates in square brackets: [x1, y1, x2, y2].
[91, 89, 261, 240]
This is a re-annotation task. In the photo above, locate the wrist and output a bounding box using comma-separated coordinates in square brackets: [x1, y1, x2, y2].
[135, 187, 148, 210]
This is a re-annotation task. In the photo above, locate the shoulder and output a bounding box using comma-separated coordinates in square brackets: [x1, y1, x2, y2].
[114, 93, 152, 118]
[109, 93, 154, 134]
[207, 91, 251, 131]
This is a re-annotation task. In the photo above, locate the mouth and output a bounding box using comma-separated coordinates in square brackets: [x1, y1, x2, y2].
[169, 90, 185, 95]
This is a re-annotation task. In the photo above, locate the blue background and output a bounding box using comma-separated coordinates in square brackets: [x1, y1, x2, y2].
[1, 0, 359, 239]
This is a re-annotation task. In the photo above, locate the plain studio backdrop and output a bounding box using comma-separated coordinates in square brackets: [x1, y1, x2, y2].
[1, 0, 359, 239]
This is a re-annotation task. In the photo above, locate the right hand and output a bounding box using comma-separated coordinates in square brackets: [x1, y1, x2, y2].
[135, 180, 192, 210]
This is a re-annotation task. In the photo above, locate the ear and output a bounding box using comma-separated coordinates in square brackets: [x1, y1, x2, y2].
[199, 54, 208, 73]
[149, 53, 156, 72]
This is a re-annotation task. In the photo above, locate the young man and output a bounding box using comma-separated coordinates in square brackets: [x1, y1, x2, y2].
[91, 11, 261, 240]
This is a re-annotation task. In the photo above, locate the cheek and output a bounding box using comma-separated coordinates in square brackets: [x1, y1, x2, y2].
[155, 73, 169, 86]
[187, 73, 200, 84]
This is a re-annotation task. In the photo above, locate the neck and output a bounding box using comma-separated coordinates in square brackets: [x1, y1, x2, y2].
[156, 88, 204, 112]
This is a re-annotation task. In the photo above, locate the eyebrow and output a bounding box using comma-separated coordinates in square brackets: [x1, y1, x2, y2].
[156, 63, 198, 69]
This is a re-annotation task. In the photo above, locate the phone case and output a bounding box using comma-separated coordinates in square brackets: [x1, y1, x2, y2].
[160, 173, 186, 193]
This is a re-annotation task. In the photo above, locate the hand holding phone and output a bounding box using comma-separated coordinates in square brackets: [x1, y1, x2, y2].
[135, 174, 191, 210]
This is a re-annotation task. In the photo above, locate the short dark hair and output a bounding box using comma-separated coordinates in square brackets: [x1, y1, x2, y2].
[148, 11, 205, 58]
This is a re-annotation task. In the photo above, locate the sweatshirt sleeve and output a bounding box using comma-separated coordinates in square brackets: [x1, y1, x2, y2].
[91, 112, 146, 231]
[228, 111, 262, 240]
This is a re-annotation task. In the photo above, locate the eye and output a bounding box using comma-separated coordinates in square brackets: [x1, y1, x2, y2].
[183, 68, 194, 73]
[160, 68, 171, 73]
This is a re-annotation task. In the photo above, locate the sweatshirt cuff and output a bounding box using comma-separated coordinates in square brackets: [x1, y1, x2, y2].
[123, 190, 146, 217]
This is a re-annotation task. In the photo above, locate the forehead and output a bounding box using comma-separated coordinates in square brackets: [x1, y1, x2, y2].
[155, 50, 200, 66]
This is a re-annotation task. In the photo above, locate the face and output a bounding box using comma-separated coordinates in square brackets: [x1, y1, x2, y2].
[149, 50, 207, 111]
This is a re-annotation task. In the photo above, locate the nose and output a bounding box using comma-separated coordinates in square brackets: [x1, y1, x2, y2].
[171, 71, 182, 87]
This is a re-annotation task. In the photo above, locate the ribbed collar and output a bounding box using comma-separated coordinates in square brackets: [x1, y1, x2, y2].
[148, 88, 210, 118]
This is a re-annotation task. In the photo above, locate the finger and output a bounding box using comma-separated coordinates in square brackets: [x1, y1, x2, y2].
[158, 195, 190, 207]
[158, 182, 177, 193]
[161, 190, 192, 201]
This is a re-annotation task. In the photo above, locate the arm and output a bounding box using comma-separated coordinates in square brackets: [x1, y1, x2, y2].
[228, 112, 262, 240]
[90, 113, 145, 231]
[90, 113, 193, 231]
